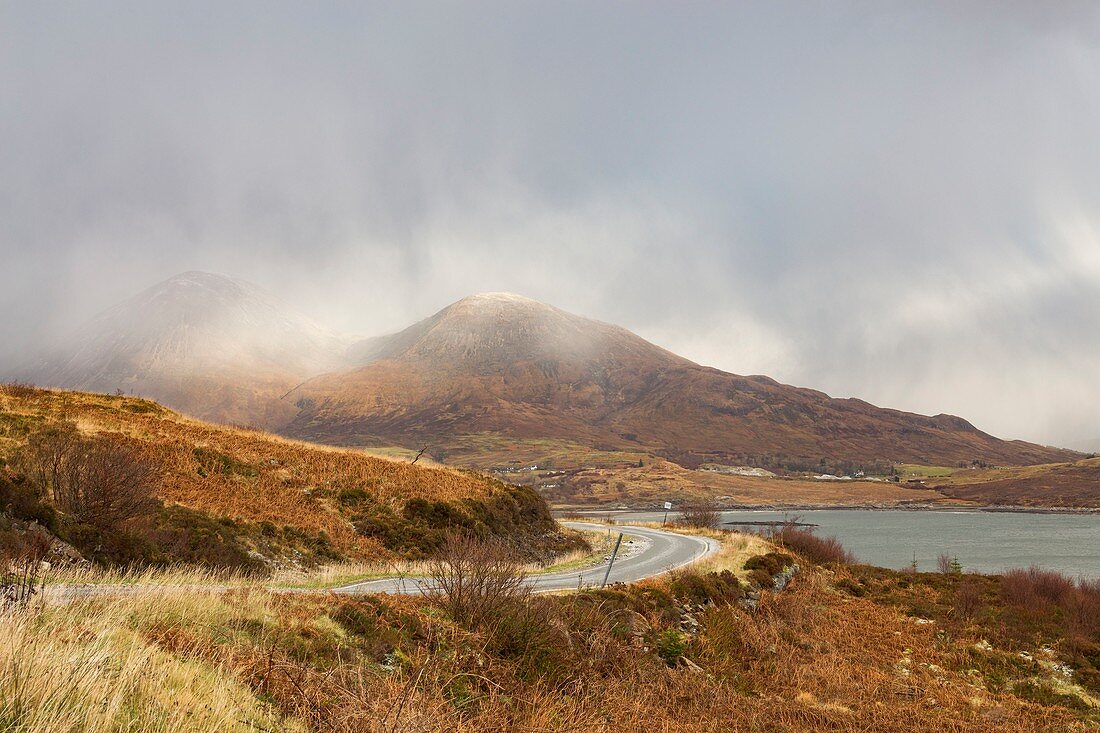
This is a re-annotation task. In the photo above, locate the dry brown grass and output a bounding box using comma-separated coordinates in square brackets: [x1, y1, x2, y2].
[0, 588, 297, 731]
[0, 388, 526, 559]
[8, 565, 1085, 732]
[2, 519, 1094, 733]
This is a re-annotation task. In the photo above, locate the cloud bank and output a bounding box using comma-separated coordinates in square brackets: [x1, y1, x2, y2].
[2, 2, 1098, 447]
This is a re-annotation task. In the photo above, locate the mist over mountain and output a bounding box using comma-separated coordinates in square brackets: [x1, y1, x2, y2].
[20, 272, 352, 427]
[16, 273, 1079, 468]
[283, 291, 1077, 469]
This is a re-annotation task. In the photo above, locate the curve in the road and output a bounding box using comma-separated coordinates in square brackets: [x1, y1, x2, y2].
[334, 522, 721, 596]
[43, 524, 720, 602]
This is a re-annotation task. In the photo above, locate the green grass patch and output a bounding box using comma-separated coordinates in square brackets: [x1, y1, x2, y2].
[894, 464, 959, 480]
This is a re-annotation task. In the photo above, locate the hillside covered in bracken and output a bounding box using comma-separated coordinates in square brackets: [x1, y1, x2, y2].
[0, 385, 566, 569]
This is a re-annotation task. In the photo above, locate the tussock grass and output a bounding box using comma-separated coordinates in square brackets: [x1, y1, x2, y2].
[0, 593, 295, 732]
[1, 526, 1094, 731]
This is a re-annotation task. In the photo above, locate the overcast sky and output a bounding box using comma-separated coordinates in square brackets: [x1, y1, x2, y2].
[2, 2, 1099, 448]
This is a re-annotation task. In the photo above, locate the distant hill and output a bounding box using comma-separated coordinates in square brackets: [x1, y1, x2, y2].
[20, 272, 352, 428]
[932, 457, 1100, 508]
[283, 292, 1078, 470]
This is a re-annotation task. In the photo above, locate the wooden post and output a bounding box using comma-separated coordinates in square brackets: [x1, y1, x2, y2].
[600, 532, 625, 588]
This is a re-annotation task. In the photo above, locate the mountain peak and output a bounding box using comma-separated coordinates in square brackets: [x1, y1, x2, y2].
[462, 291, 536, 302]
[447, 292, 555, 315]
[24, 271, 351, 426]
[145, 271, 257, 300]
[166, 270, 237, 285]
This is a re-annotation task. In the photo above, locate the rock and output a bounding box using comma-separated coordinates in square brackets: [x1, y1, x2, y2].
[772, 563, 800, 591]
[624, 610, 650, 637]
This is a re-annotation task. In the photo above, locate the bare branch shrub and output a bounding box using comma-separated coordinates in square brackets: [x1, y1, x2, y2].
[426, 533, 529, 628]
[936, 553, 953, 574]
[771, 522, 854, 565]
[0, 526, 51, 611]
[58, 438, 158, 530]
[0, 381, 39, 399]
[1067, 578, 1100, 642]
[678, 503, 721, 529]
[953, 576, 983, 621]
[17, 422, 81, 503]
[20, 425, 158, 531]
[1000, 566, 1075, 611]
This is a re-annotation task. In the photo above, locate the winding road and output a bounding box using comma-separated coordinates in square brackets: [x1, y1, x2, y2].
[335, 522, 720, 595]
[44, 522, 720, 601]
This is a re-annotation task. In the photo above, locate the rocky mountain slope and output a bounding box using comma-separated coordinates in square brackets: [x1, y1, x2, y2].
[283, 292, 1077, 470]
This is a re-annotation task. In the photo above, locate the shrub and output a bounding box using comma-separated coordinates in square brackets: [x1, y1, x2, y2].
[1067, 578, 1100, 640]
[954, 576, 983, 621]
[937, 553, 963, 574]
[1001, 566, 1075, 611]
[0, 473, 57, 531]
[426, 533, 528, 629]
[655, 628, 688, 666]
[0, 382, 38, 399]
[678, 503, 721, 529]
[744, 552, 796, 588]
[19, 425, 158, 532]
[773, 525, 854, 565]
[149, 505, 263, 570]
[0, 525, 50, 610]
[57, 439, 158, 531]
[669, 569, 743, 606]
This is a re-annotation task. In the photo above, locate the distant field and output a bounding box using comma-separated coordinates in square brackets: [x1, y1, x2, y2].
[894, 464, 960, 480]
[431, 432, 652, 471]
[545, 458, 952, 509]
[930, 457, 1100, 508]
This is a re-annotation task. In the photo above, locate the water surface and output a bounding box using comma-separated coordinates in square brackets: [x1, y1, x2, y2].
[606, 509, 1100, 578]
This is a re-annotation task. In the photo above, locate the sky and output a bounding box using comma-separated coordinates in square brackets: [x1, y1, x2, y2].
[2, 2, 1099, 449]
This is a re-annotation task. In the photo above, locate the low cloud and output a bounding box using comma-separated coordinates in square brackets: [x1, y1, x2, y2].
[2, 2, 1098, 447]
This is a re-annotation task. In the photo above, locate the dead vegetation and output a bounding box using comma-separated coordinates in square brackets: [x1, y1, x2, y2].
[676, 502, 722, 529]
[425, 533, 529, 628]
[770, 521, 857, 565]
[2, 528, 1094, 732]
[0, 386, 570, 568]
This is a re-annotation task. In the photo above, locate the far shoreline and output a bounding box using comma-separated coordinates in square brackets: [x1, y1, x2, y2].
[553, 503, 1100, 517]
